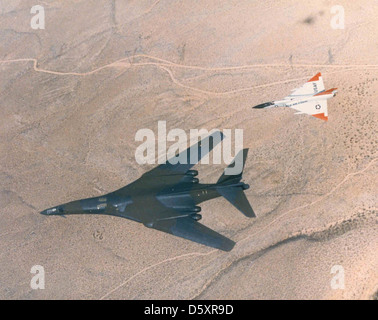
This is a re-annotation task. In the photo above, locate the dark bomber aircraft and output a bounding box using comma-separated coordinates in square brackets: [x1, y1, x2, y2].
[40, 132, 255, 251]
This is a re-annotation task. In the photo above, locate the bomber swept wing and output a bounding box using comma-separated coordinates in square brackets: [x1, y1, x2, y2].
[113, 131, 224, 195]
[151, 215, 236, 252]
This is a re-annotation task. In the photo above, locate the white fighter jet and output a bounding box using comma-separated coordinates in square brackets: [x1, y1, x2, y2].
[253, 73, 337, 121]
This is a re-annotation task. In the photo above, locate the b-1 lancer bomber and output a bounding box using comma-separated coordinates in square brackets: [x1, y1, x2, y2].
[40, 132, 255, 251]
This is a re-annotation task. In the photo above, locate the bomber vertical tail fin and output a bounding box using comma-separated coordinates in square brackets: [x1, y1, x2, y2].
[216, 149, 256, 218]
[217, 149, 248, 185]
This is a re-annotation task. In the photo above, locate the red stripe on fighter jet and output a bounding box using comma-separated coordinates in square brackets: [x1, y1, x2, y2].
[314, 88, 338, 96]
[307, 72, 321, 82]
[312, 113, 328, 121]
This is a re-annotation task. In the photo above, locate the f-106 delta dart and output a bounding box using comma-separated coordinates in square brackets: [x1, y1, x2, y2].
[253, 72, 337, 121]
[40, 132, 255, 251]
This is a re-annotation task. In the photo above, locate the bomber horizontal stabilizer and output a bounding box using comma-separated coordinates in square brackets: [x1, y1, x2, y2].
[217, 187, 255, 218]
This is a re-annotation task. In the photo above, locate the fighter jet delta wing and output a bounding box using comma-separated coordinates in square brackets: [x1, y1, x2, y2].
[284, 72, 325, 99]
[291, 99, 329, 121]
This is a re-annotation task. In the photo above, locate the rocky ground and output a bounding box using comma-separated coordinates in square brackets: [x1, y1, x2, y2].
[0, 0, 377, 299]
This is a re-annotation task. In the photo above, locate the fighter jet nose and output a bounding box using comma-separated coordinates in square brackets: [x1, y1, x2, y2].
[242, 184, 250, 190]
[252, 102, 274, 109]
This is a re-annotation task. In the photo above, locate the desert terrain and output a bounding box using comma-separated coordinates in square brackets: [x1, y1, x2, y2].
[0, 0, 377, 299]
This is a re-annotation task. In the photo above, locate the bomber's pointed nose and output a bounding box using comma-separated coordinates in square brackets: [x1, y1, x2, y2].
[40, 206, 64, 215]
[40, 209, 49, 215]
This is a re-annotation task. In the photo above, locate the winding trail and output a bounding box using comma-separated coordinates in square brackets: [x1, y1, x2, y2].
[2, 54, 378, 95]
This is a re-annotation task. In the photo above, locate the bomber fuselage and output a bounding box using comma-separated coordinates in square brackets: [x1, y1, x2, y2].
[40, 181, 248, 223]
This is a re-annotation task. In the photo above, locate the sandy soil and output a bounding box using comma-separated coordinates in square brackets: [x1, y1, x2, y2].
[0, 0, 377, 299]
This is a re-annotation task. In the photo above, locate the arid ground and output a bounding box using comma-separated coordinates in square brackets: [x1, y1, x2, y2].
[0, 0, 377, 299]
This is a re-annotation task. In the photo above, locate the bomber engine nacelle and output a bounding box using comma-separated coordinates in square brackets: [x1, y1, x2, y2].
[191, 213, 202, 221]
[183, 206, 201, 214]
[182, 175, 199, 183]
[242, 183, 250, 190]
[186, 170, 198, 177]
[192, 206, 201, 212]
[191, 178, 199, 184]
